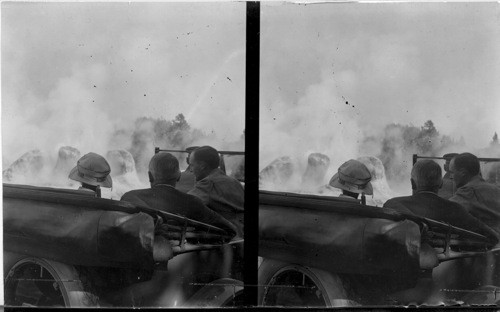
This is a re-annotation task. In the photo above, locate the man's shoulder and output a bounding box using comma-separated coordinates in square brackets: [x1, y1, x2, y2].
[383, 196, 416, 215]
[194, 170, 236, 189]
[452, 181, 483, 200]
[208, 171, 243, 188]
[208, 169, 236, 180]
[121, 188, 151, 199]
[171, 186, 207, 204]
[122, 186, 185, 201]
[430, 194, 466, 210]
[454, 179, 500, 204]
[152, 185, 201, 199]
[120, 188, 153, 207]
[469, 179, 500, 192]
[384, 193, 448, 208]
[384, 195, 412, 206]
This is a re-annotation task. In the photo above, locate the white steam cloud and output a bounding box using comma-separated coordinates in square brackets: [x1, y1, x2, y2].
[2, 3, 246, 192]
[260, 2, 500, 198]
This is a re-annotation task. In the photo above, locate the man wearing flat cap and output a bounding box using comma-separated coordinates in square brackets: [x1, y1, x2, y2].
[437, 152, 458, 199]
[188, 146, 244, 237]
[175, 146, 199, 193]
[68, 152, 113, 197]
[329, 159, 373, 203]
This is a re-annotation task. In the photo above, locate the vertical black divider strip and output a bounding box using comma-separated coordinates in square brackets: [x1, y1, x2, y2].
[244, 1, 260, 307]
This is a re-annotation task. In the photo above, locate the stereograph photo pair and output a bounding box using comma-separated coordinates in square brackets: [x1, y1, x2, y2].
[2, 1, 500, 308]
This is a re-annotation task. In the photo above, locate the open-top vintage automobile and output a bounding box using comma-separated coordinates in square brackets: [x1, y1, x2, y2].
[3, 183, 244, 307]
[258, 155, 500, 307]
[259, 191, 499, 306]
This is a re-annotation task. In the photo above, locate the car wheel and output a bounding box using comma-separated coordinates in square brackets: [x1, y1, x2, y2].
[258, 258, 359, 307]
[4, 256, 99, 307]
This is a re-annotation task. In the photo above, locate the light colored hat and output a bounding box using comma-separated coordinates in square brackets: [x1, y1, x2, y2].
[329, 159, 373, 195]
[68, 152, 112, 188]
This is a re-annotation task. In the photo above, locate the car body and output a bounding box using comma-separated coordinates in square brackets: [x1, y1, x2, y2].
[3, 183, 243, 307]
[258, 189, 499, 307]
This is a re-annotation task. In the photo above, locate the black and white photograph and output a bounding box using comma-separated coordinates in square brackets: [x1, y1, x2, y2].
[4, 0, 500, 309]
[2, 2, 245, 307]
[258, 2, 500, 307]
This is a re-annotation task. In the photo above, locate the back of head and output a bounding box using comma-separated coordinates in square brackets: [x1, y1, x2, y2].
[443, 152, 459, 172]
[192, 146, 220, 170]
[443, 153, 459, 161]
[411, 160, 442, 192]
[149, 153, 181, 184]
[453, 152, 480, 176]
[185, 146, 200, 154]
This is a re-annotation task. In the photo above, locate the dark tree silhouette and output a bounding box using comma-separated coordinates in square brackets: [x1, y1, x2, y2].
[491, 132, 499, 146]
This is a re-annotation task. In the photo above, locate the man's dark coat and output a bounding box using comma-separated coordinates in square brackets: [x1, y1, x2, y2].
[121, 184, 237, 235]
[384, 191, 498, 242]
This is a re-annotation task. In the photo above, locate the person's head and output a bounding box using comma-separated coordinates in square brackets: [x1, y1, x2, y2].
[410, 160, 442, 193]
[443, 153, 459, 172]
[185, 146, 199, 168]
[69, 152, 113, 188]
[148, 153, 181, 187]
[449, 153, 481, 188]
[189, 146, 220, 181]
[329, 159, 373, 198]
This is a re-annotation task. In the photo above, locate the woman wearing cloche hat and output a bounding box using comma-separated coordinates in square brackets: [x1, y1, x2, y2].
[69, 152, 112, 198]
[329, 159, 373, 204]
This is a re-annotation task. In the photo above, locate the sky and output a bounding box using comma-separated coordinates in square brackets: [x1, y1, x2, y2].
[2, 2, 246, 166]
[260, 2, 500, 172]
[4, 2, 499, 176]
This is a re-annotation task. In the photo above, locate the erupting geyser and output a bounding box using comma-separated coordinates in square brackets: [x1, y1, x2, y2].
[357, 156, 397, 206]
[485, 163, 500, 185]
[107, 150, 137, 176]
[260, 153, 397, 206]
[3, 149, 45, 185]
[53, 146, 81, 183]
[259, 156, 295, 191]
[301, 153, 330, 191]
[106, 149, 145, 199]
[2, 146, 147, 199]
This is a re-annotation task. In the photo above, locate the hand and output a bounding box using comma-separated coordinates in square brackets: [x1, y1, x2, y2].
[152, 235, 174, 262]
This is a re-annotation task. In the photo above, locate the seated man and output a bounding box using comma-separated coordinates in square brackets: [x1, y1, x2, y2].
[384, 159, 497, 241]
[119, 152, 238, 306]
[188, 146, 244, 237]
[175, 146, 198, 193]
[437, 152, 458, 199]
[121, 152, 237, 235]
[449, 152, 500, 236]
[329, 159, 373, 204]
[447, 153, 500, 288]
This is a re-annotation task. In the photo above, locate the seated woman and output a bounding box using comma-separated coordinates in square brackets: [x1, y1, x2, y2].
[68, 152, 113, 198]
[329, 159, 373, 204]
